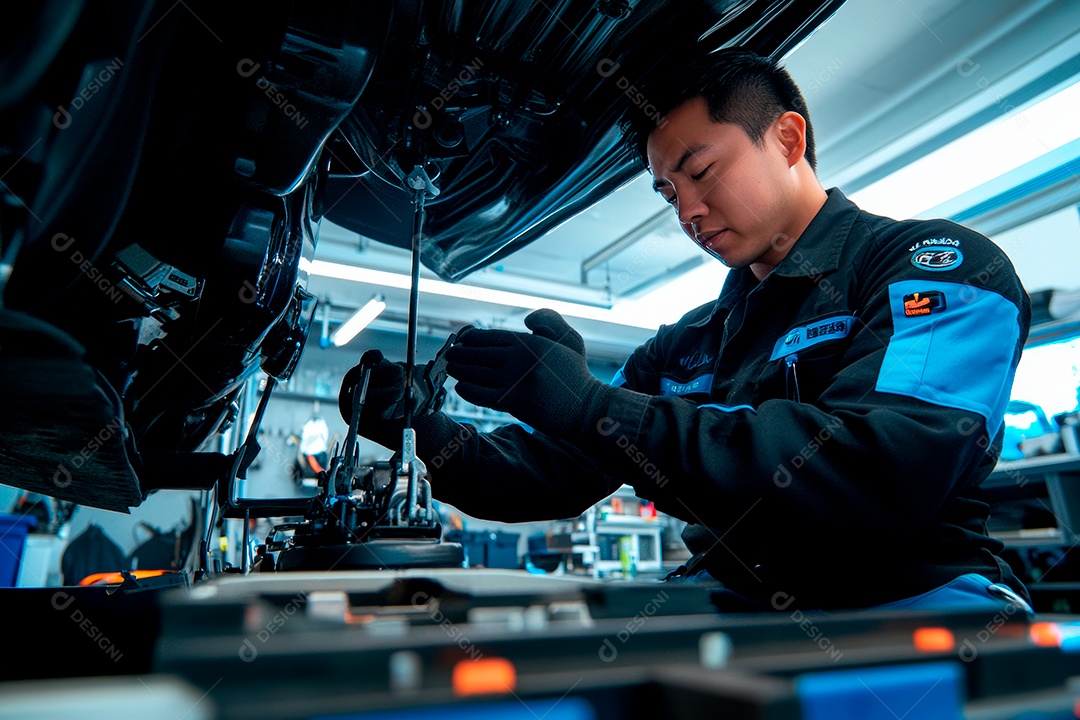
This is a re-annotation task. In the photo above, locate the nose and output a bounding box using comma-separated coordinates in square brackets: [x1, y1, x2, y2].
[676, 187, 707, 227]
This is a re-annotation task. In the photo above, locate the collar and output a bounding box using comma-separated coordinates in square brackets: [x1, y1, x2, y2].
[687, 265, 756, 328]
[688, 188, 859, 327]
[770, 187, 858, 278]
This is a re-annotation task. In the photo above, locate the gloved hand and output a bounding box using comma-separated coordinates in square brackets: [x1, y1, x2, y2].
[338, 349, 407, 450]
[446, 309, 612, 441]
[338, 349, 470, 473]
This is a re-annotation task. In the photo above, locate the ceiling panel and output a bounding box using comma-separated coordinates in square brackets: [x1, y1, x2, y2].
[312, 0, 1080, 362]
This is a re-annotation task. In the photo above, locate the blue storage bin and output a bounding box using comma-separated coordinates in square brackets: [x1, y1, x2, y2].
[0, 514, 38, 587]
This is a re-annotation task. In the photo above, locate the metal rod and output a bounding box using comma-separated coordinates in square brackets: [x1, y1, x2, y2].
[621, 256, 708, 298]
[241, 508, 250, 574]
[227, 375, 276, 508]
[403, 189, 426, 431]
[580, 209, 671, 283]
[404, 428, 419, 521]
[342, 365, 370, 468]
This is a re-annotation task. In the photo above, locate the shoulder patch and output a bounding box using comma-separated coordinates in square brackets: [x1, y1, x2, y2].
[878, 279, 1019, 436]
[911, 246, 963, 272]
[902, 290, 946, 317]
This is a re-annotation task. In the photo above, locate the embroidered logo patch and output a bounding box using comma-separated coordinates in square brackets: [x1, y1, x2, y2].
[911, 247, 963, 272]
[908, 237, 960, 252]
[770, 315, 855, 361]
[903, 290, 946, 317]
[678, 351, 713, 371]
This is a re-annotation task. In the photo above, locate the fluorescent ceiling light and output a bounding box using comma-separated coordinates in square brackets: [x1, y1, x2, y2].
[309, 260, 662, 329]
[850, 80, 1080, 219]
[611, 259, 729, 326]
[330, 296, 386, 346]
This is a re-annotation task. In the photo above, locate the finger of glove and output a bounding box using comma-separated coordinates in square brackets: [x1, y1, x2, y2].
[452, 379, 506, 411]
[368, 361, 406, 415]
[338, 356, 405, 423]
[340, 383, 404, 425]
[451, 327, 522, 349]
[445, 342, 520, 371]
[359, 348, 384, 365]
[339, 350, 383, 393]
[446, 351, 514, 387]
[524, 308, 585, 355]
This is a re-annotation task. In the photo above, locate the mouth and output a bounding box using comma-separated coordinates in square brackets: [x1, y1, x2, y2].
[695, 229, 727, 250]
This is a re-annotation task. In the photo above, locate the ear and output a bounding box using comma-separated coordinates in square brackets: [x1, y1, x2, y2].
[773, 111, 807, 168]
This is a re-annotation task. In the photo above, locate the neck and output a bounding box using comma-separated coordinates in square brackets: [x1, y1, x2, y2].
[750, 174, 828, 280]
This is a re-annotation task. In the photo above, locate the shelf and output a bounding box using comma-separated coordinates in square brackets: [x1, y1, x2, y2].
[988, 453, 1080, 485]
[264, 390, 337, 404]
[992, 528, 1065, 547]
[260, 390, 512, 426]
[986, 455, 1080, 547]
[596, 516, 662, 527]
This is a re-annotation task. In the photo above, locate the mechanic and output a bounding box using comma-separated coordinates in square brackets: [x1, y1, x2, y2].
[341, 48, 1033, 614]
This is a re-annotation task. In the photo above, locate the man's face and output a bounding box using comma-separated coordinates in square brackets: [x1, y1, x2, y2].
[646, 96, 797, 273]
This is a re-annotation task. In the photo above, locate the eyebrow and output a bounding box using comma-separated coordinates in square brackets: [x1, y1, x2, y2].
[651, 144, 709, 191]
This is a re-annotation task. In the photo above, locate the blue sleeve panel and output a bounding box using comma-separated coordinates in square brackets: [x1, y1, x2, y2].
[610, 364, 628, 388]
[876, 280, 1020, 437]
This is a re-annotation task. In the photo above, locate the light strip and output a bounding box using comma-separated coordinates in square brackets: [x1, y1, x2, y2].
[330, 296, 387, 346]
[850, 80, 1080, 219]
[309, 259, 662, 329]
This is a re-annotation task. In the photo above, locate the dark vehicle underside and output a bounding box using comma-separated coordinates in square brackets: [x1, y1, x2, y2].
[0, 1, 842, 524]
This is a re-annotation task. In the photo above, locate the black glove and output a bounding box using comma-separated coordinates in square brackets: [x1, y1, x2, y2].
[446, 309, 611, 440]
[338, 344, 473, 474]
[338, 349, 406, 450]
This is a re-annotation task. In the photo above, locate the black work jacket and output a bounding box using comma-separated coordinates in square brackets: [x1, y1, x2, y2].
[436, 189, 1032, 610]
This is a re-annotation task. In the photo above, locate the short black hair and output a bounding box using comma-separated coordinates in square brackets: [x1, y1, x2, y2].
[620, 48, 817, 171]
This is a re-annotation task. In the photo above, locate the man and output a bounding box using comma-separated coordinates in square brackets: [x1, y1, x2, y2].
[341, 49, 1032, 613]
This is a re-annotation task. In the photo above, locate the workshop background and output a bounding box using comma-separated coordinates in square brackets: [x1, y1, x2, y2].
[3, 0, 1080, 591]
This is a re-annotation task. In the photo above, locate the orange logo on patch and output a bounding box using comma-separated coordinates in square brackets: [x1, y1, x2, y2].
[903, 291, 945, 317]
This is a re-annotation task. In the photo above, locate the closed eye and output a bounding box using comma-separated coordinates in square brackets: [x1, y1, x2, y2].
[690, 164, 712, 181]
